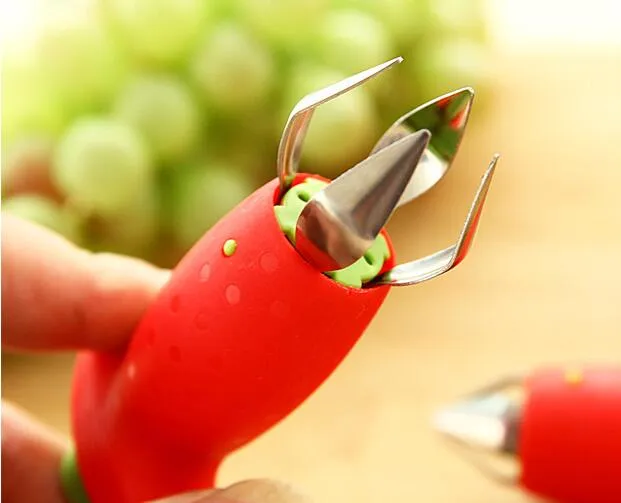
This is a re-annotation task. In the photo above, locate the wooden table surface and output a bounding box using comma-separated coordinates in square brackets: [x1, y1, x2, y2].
[3, 48, 621, 503]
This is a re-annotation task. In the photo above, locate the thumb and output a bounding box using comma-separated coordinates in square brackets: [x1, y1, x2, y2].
[151, 479, 312, 503]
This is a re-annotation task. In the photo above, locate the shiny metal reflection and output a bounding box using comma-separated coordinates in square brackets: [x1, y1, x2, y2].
[368, 154, 499, 288]
[433, 374, 526, 485]
[371, 88, 475, 205]
[275, 57, 403, 199]
[294, 131, 430, 272]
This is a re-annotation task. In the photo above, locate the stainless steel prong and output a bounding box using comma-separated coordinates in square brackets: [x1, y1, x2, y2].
[294, 130, 431, 272]
[371, 87, 475, 206]
[276, 57, 403, 198]
[432, 373, 525, 485]
[368, 153, 499, 288]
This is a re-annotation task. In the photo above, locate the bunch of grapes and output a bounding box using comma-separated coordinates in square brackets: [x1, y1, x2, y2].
[1, 0, 490, 267]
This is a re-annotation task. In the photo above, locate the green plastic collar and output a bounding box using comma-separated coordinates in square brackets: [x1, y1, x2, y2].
[274, 178, 390, 288]
[60, 448, 91, 503]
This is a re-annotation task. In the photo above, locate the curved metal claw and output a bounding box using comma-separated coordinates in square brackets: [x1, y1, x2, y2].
[367, 154, 499, 288]
[371, 87, 475, 206]
[276, 56, 403, 199]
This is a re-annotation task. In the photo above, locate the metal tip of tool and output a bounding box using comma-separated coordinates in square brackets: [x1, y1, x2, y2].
[293, 56, 403, 115]
[432, 375, 524, 484]
[368, 153, 499, 288]
[372, 87, 476, 205]
[433, 395, 515, 451]
[451, 152, 499, 267]
[294, 130, 431, 272]
[276, 57, 403, 198]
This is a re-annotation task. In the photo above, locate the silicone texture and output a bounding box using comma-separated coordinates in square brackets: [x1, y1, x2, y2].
[519, 366, 621, 503]
[274, 177, 391, 288]
[69, 174, 395, 503]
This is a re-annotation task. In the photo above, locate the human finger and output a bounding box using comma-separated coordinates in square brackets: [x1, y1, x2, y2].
[2, 214, 170, 352]
[1, 400, 69, 503]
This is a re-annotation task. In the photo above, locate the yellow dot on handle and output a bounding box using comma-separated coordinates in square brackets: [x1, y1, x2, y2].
[223, 239, 237, 257]
[565, 368, 584, 386]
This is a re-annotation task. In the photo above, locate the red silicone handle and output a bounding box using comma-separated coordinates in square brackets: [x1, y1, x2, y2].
[519, 365, 621, 503]
[70, 175, 394, 503]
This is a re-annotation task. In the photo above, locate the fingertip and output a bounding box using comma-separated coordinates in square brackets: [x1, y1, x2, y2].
[84, 251, 171, 301]
[204, 479, 312, 503]
[149, 479, 312, 503]
[65, 251, 172, 351]
[1, 400, 69, 503]
[2, 214, 172, 352]
[148, 490, 217, 503]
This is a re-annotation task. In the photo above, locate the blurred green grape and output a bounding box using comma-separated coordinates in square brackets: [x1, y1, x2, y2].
[213, 123, 277, 183]
[1, 86, 66, 145]
[208, 99, 283, 181]
[2, 195, 82, 242]
[168, 163, 254, 249]
[332, 0, 428, 44]
[235, 0, 329, 53]
[114, 74, 202, 164]
[282, 65, 379, 177]
[411, 38, 490, 101]
[369, 0, 429, 45]
[189, 23, 275, 114]
[53, 118, 153, 216]
[2, 46, 68, 142]
[315, 9, 395, 75]
[1, 0, 491, 261]
[427, 0, 489, 41]
[86, 182, 160, 256]
[35, 11, 128, 115]
[104, 0, 211, 65]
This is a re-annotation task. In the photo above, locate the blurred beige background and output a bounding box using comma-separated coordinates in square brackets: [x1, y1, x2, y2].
[3, 2, 621, 503]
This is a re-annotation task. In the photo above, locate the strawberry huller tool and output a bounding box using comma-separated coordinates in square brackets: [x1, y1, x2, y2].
[61, 57, 500, 503]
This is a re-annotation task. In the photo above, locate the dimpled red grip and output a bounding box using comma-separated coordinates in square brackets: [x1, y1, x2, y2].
[70, 175, 395, 503]
[519, 366, 621, 503]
